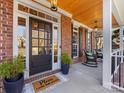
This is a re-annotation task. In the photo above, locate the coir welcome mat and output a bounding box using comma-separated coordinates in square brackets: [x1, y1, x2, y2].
[32, 75, 60, 93]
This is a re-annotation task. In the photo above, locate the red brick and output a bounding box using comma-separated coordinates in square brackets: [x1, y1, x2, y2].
[91, 32, 96, 49]
[0, 0, 13, 92]
[61, 15, 72, 57]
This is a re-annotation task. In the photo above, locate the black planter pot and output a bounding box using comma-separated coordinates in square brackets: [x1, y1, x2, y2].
[61, 63, 69, 75]
[3, 73, 24, 93]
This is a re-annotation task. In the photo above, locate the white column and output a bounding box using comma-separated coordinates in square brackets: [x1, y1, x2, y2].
[120, 27, 123, 53]
[120, 27, 123, 63]
[103, 0, 112, 89]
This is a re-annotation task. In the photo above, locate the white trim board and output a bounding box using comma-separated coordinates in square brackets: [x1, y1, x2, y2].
[72, 20, 93, 31]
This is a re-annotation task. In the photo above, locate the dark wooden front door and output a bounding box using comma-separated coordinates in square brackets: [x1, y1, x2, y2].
[29, 17, 52, 75]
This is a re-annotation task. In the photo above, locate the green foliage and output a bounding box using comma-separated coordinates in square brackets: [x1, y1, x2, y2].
[61, 53, 72, 64]
[0, 56, 25, 79]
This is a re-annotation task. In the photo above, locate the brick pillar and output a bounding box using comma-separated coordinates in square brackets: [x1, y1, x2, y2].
[82, 28, 87, 49]
[61, 15, 72, 57]
[0, 0, 13, 92]
[81, 28, 87, 62]
[91, 32, 96, 50]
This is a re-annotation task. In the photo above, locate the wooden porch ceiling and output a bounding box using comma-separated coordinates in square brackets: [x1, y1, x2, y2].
[57, 0, 118, 28]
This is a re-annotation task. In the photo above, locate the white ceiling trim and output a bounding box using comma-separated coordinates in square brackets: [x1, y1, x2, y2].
[72, 20, 93, 31]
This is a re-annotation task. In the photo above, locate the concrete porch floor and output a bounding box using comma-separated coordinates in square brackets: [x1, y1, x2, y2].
[45, 63, 121, 93]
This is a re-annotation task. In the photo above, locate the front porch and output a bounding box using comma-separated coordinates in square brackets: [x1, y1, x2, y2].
[23, 63, 120, 93]
[0, 0, 124, 93]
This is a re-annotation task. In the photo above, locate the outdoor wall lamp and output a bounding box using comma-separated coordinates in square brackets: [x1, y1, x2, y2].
[50, 0, 58, 11]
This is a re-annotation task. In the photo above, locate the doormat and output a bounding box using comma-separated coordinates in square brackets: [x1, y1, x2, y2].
[32, 75, 60, 93]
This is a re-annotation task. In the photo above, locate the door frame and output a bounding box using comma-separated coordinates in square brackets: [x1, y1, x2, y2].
[13, 13, 30, 79]
[13, 0, 61, 79]
[52, 24, 61, 70]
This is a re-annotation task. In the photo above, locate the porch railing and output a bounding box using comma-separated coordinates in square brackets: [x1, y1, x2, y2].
[111, 26, 124, 91]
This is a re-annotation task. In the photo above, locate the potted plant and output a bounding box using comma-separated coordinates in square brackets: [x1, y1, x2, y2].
[0, 56, 25, 93]
[61, 53, 72, 75]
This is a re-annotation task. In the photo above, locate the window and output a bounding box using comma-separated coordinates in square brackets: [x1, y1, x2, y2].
[53, 26, 58, 63]
[31, 18, 52, 56]
[17, 17, 26, 66]
[18, 17, 26, 56]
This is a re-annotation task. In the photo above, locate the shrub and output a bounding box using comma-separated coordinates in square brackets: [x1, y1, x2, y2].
[0, 56, 24, 79]
[61, 53, 72, 64]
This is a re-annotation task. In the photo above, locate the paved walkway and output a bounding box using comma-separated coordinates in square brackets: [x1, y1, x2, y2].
[45, 63, 120, 93]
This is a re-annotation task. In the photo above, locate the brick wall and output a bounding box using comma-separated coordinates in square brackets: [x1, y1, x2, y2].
[0, 0, 13, 62]
[0, 0, 13, 92]
[61, 15, 72, 57]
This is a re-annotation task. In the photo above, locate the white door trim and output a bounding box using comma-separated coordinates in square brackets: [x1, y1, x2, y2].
[13, 0, 61, 79]
[52, 24, 61, 70]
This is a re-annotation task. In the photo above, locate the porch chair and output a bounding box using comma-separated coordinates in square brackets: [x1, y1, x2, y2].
[82, 49, 97, 67]
[96, 49, 103, 62]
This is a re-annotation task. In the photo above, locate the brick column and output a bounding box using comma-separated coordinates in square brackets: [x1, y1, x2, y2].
[0, 0, 13, 92]
[82, 28, 87, 49]
[81, 28, 87, 62]
[61, 15, 72, 57]
[91, 32, 96, 50]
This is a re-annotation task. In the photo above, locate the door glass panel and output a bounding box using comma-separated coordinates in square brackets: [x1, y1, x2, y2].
[32, 47, 38, 55]
[32, 39, 38, 47]
[39, 39, 44, 46]
[39, 47, 45, 55]
[47, 33, 51, 39]
[39, 31, 44, 38]
[54, 56, 57, 63]
[44, 32, 48, 39]
[17, 17, 26, 57]
[31, 19, 52, 56]
[32, 30, 38, 38]
[73, 32, 78, 43]
[45, 47, 52, 55]
[32, 20, 38, 30]
[73, 45, 77, 57]
[45, 39, 50, 46]
[53, 26, 58, 63]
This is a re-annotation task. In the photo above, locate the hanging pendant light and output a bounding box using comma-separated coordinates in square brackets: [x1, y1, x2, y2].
[94, 20, 98, 31]
[50, 0, 58, 11]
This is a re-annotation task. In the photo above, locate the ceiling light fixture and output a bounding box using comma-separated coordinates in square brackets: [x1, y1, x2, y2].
[94, 20, 98, 31]
[50, 0, 58, 11]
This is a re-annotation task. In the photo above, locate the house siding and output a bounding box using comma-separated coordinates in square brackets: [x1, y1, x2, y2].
[61, 15, 72, 57]
[0, 0, 13, 92]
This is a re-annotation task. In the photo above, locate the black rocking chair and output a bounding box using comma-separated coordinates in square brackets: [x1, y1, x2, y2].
[96, 49, 103, 59]
[82, 49, 97, 67]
